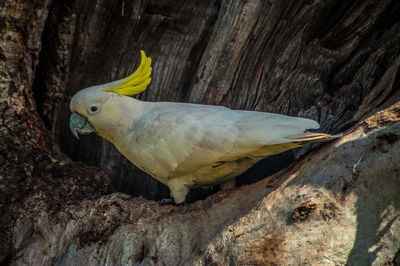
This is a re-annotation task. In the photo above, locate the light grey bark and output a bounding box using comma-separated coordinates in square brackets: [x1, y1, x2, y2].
[12, 104, 400, 265]
[1, 0, 400, 265]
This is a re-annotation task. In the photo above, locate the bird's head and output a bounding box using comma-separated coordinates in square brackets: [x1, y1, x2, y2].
[69, 50, 152, 140]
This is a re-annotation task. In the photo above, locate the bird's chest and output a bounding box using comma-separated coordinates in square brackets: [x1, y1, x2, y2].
[115, 136, 171, 184]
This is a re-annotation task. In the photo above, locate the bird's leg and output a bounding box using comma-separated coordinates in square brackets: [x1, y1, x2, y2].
[167, 179, 189, 204]
[219, 178, 236, 190]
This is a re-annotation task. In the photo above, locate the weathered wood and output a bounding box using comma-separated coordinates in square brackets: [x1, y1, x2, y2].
[8, 105, 400, 265]
[0, 0, 112, 261]
[1, 0, 400, 264]
[34, 0, 400, 201]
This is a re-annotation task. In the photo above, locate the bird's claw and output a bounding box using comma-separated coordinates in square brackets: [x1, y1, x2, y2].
[160, 198, 175, 205]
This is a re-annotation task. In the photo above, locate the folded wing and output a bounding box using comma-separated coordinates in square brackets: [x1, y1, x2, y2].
[128, 103, 325, 179]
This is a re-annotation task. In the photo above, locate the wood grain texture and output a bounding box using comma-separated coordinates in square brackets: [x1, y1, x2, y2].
[32, 0, 400, 201]
[8, 105, 400, 265]
[1, 0, 400, 264]
[34, 0, 223, 199]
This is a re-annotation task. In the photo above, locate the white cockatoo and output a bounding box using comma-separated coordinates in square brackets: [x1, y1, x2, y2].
[70, 51, 339, 204]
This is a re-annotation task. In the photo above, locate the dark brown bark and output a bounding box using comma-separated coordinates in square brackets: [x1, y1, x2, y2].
[1, 0, 400, 264]
[32, 0, 400, 202]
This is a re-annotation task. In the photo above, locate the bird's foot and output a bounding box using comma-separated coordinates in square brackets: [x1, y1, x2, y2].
[160, 198, 175, 205]
[160, 198, 187, 206]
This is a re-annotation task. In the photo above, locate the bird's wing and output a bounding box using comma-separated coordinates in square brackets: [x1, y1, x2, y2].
[128, 103, 319, 179]
[230, 110, 320, 156]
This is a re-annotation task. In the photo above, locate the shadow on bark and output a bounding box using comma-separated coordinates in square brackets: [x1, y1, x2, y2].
[1, 0, 400, 264]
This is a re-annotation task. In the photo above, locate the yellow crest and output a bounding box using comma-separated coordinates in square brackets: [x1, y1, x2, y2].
[103, 50, 152, 96]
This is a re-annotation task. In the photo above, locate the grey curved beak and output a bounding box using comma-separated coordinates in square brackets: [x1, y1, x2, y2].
[69, 113, 95, 139]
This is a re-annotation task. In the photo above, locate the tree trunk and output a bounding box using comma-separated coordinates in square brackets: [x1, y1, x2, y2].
[1, 0, 400, 265]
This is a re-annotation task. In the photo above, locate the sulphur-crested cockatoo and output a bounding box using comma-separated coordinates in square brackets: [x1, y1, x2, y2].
[70, 51, 339, 204]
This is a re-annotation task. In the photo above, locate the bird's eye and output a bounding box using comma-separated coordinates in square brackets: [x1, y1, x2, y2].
[90, 105, 98, 113]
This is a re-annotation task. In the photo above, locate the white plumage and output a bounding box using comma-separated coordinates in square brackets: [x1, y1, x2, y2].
[69, 51, 339, 203]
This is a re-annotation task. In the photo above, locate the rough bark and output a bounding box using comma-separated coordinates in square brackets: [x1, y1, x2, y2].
[1, 0, 400, 265]
[33, 0, 400, 201]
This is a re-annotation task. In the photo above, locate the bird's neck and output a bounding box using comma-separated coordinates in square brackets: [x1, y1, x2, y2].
[96, 96, 146, 145]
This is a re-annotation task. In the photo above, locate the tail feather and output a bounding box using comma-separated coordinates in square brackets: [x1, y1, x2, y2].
[251, 131, 341, 157]
[285, 131, 342, 143]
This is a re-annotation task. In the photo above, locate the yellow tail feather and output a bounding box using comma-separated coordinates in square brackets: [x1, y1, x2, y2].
[285, 132, 342, 142]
